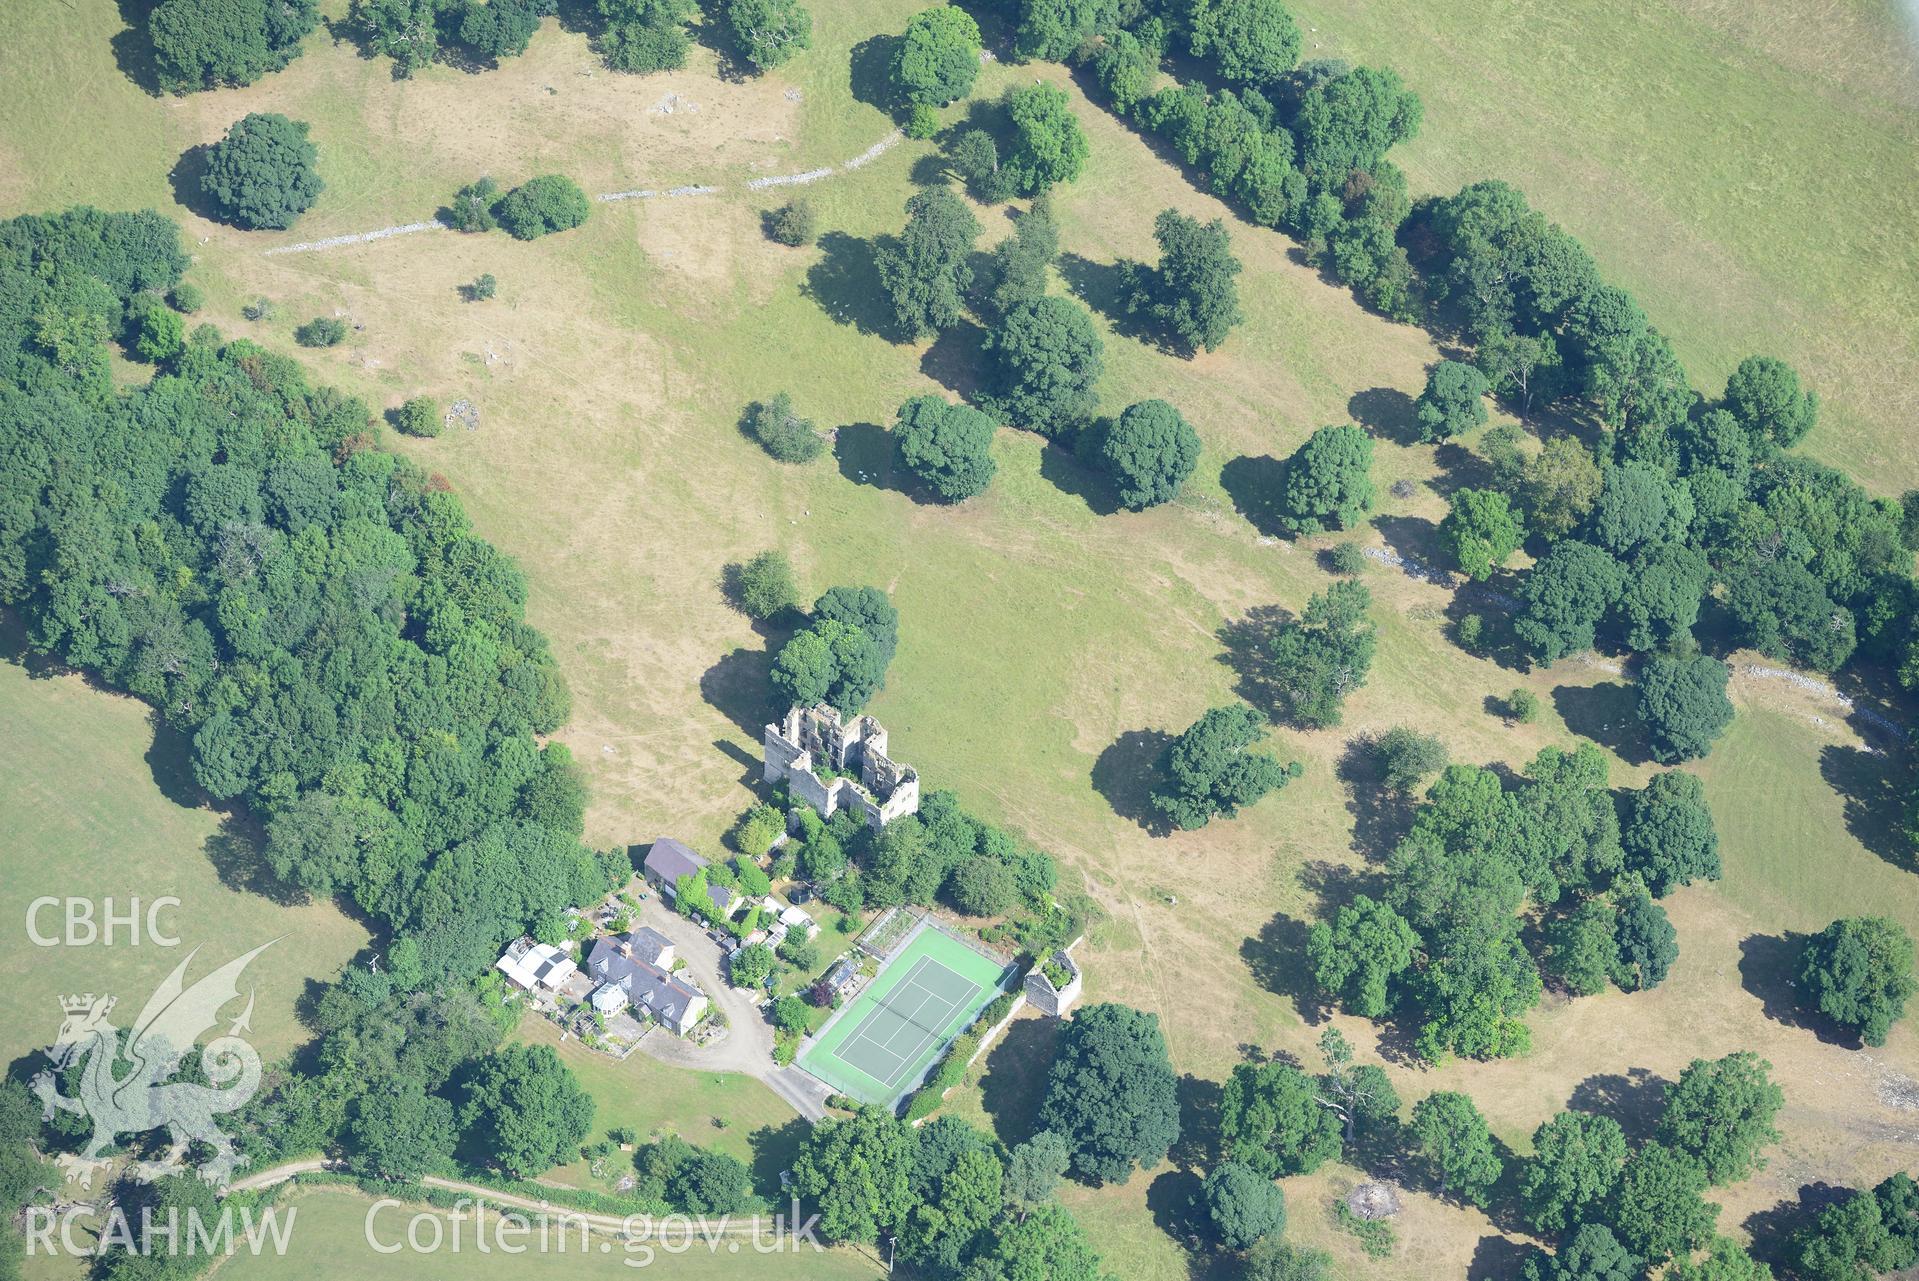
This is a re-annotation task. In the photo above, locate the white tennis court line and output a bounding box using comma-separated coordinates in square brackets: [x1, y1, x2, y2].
[839, 957, 977, 1086]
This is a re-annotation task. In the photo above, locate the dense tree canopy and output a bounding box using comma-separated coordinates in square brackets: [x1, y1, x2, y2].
[493, 174, 590, 239]
[877, 187, 981, 338]
[725, 0, 812, 71]
[1787, 1174, 1919, 1281]
[1411, 1091, 1502, 1204]
[1039, 1003, 1180, 1185]
[1121, 209, 1244, 353]
[1278, 424, 1375, 535]
[1415, 360, 1490, 441]
[1308, 894, 1418, 1018]
[1610, 1143, 1719, 1263]
[1150, 704, 1295, 830]
[1656, 1052, 1783, 1186]
[201, 113, 324, 230]
[1523, 1224, 1642, 1281]
[892, 7, 981, 107]
[894, 395, 998, 502]
[1724, 354, 1818, 451]
[1204, 1161, 1287, 1249]
[1621, 770, 1719, 895]
[1097, 399, 1201, 509]
[151, 0, 318, 93]
[1187, 0, 1301, 88]
[771, 586, 899, 713]
[1269, 579, 1377, 727]
[1000, 83, 1090, 196]
[1798, 916, 1917, 1047]
[1441, 487, 1524, 580]
[983, 296, 1104, 435]
[743, 391, 825, 463]
[1515, 540, 1625, 663]
[1518, 1110, 1628, 1236]
[594, 0, 695, 73]
[1636, 653, 1734, 763]
[1219, 1059, 1343, 1178]
[461, 1044, 594, 1178]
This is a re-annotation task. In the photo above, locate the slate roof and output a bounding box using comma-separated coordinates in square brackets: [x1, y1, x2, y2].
[585, 937, 706, 1028]
[643, 838, 707, 886]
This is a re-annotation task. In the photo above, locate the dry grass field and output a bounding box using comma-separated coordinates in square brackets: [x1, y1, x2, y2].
[2, 2, 1916, 1279]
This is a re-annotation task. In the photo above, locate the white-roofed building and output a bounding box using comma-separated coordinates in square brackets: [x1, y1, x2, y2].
[495, 937, 578, 992]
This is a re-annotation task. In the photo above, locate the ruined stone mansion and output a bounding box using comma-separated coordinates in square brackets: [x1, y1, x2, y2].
[764, 704, 920, 829]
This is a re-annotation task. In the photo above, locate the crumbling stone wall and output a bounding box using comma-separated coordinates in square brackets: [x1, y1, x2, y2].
[1024, 948, 1082, 1018]
[765, 704, 920, 829]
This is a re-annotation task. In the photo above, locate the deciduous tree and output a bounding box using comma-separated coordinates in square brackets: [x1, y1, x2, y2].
[1278, 424, 1375, 535]
[892, 7, 981, 107]
[1151, 705, 1296, 830]
[1415, 360, 1490, 441]
[1038, 1003, 1180, 1185]
[1410, 1091, 1501, 1204]
[1098, 399, 1201, 509]
[1517, 1110, 1627, 1236]
[201, 113, 324, 231]
[1798, 916, 1917, 1047]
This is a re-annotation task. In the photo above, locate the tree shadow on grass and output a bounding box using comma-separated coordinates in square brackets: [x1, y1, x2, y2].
[919, 319, 988, 401]
[1737, 932, 1860, 1047]
[1335, 735, 1418, 864]
[1056, 252, 1155, 347]
[1036, 438, 1123, 516]
[1742, 1183, 1852, 1268]
[1819, 743, 1916, 873]
[834, 421, 897, 492]
[1371, 514, 1449, 581]
[1347, 386, 1420, 445]
[1171, 1073, 1222, 1171]
[112, 0, 164, 95]
[1430, 441, 1497, 498]
[1219, 454, 1288, 539]
[167, 143, 226, 225]
[847, 34, 901, 115]
[1091, 729, 1174, 835]
[1550, 681, 1653, 764]
[699, 645, 773, 737]
[144, 711, 206, 810]
[1240, 913, 1320, 1022]
[1468, 1235, 1536, 1281]
[801, 232, 895, 339]
[203, 814, 307, 906]
[978, 1016, 1059, 1147]
[1567, 1067, 1669, 1145]
[1145, 1168, 1207, 1249]
[1216, 604, 1292, 723]
[748, 1117, 810, 1200]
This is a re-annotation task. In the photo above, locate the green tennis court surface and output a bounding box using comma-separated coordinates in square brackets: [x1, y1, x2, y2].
[799, 921, 1011, 1108]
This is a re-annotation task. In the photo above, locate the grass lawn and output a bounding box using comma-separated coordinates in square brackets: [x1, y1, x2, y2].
[514, 1016, 808, 1198]
[2, 4, 1917, 1280]
[1290, 0, 1919, 493]
[215, 1186, 882, 1281]
[0, 636, 367, 1071]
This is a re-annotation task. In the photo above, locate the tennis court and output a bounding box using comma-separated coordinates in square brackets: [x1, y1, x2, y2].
[799, 920, 1011, 1108]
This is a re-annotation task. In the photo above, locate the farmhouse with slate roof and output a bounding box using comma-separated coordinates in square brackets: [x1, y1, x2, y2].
[585, 932, 708, 1035]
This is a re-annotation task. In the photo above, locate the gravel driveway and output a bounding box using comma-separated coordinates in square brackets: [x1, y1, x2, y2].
[630, 900, 831, 1121]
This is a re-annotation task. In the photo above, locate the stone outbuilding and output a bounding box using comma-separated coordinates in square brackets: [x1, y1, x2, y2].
[1024, 948, 1082, 1018]
[764, 704, 919, 829]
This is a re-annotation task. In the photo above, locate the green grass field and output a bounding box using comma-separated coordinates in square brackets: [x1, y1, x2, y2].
[798, 921, 1009, 1105]
[0, 637, 368, 1071]
[2, 3, 1917, 1279]
[514, 1016, 808, 1195]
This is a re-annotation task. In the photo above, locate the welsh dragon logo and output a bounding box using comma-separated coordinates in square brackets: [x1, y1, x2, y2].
[32, 941, 276, 1190]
